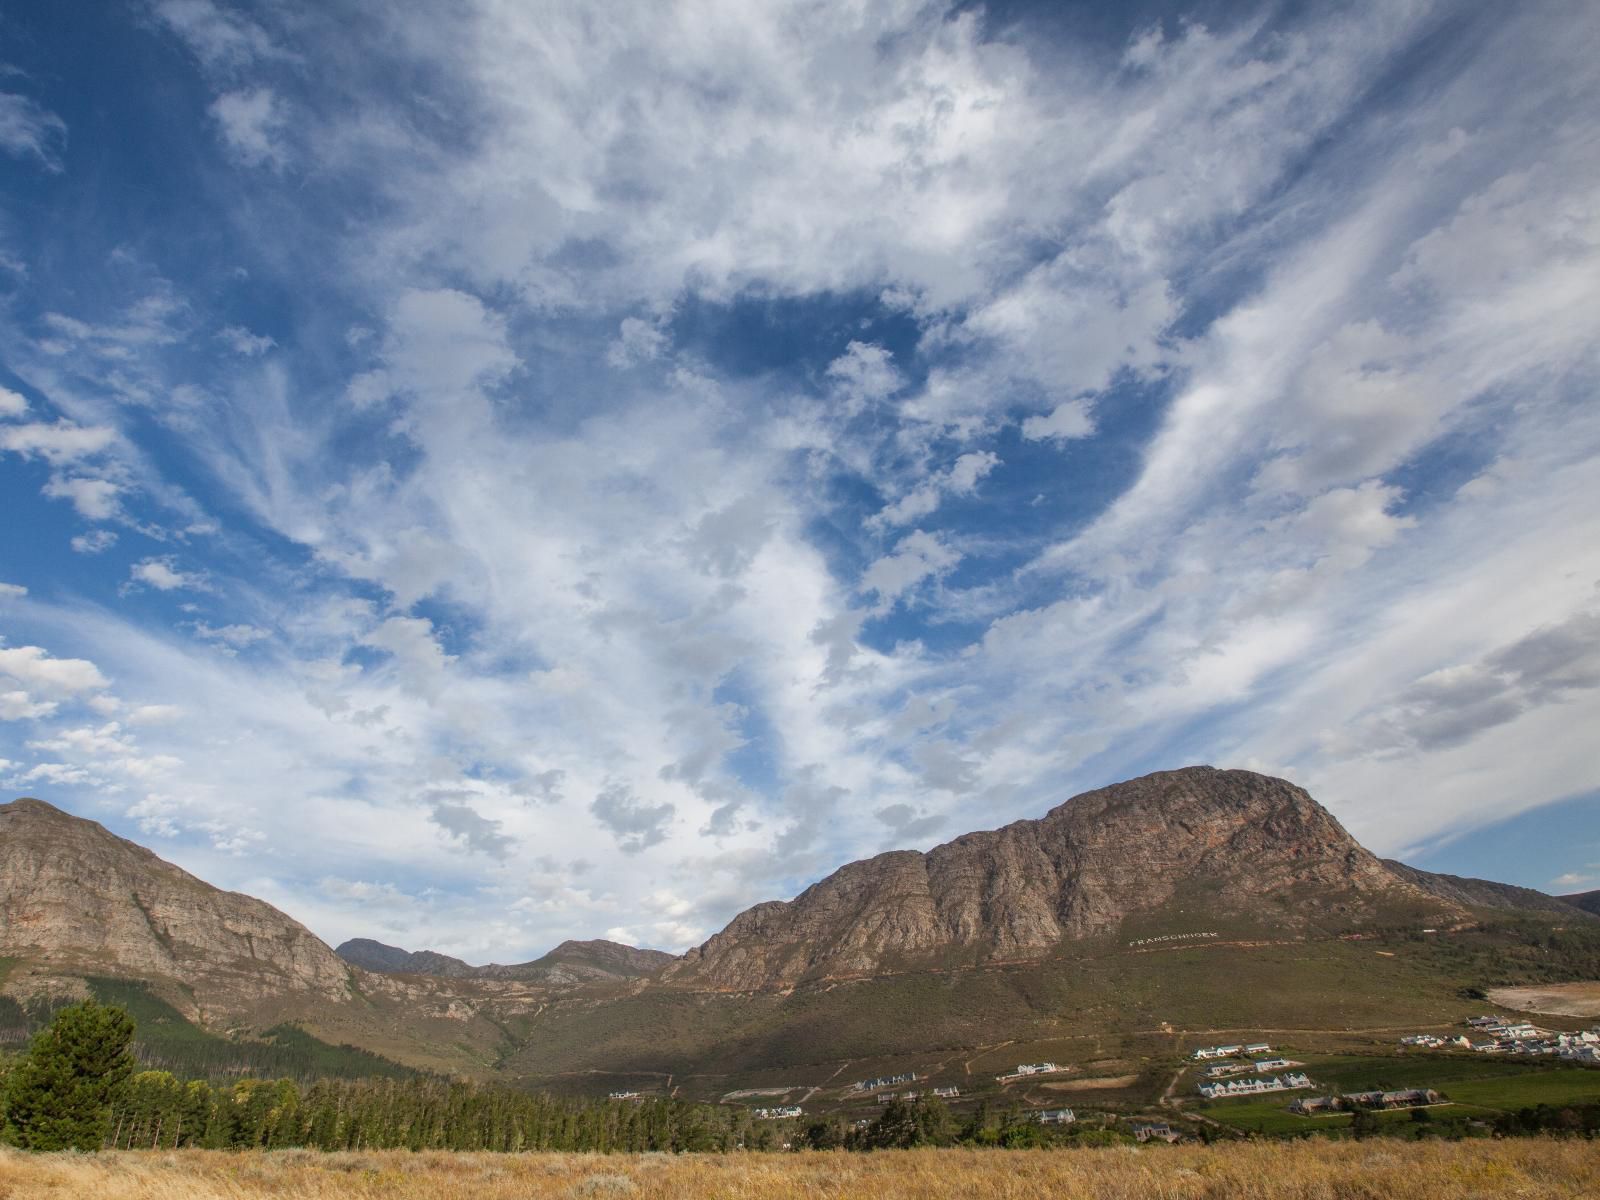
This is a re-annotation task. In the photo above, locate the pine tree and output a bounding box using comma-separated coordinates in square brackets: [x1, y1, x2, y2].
[2, 1000, 136, 1151]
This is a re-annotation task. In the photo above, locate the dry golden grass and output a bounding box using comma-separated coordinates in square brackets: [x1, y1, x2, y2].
[2, 1142, 1598, 1199]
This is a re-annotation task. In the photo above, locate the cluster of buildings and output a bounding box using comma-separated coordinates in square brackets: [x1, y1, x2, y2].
[752, 1106, 803, 1120]
[1399, 1034, 1470, 1049]
[1036, 1108, 1076, 1125]
[1291, 1089, 1441, 1115]
[849, 1072, 917, 1093]
[872, 1087, 957, 1103]
[607, 1091, 643, 1101]
[996, 1061, 1063, 1082]
[1440, 1017, 1600, 1060]
[1191, 1042, 1271, 1061]
[1197, 1072, 1312, 1099]
[1204, 1057, 1299, 1079]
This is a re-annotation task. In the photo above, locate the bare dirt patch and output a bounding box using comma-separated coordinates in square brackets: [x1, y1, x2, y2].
[1489, 981, 1600, 1018]
[1041, 1074, 1141, 1091]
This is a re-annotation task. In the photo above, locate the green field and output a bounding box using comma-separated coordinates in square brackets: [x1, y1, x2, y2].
[1444, 1070, 1600, 1110]
[1198, 1058, 1600, 1134]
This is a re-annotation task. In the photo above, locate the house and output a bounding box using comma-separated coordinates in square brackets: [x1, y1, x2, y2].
[608, 1091, 642, 1101]
[1204, 1063, 1254, 1078]
[1468, 1016, 1504, 1028]
[1132, 1122, 1180, 1143]
[1253, 1058, 1293, 1071]
[1036, 1108, 1076, 1125]
[1197, 1073, 1312, 1100]
[1494, 1023, 1540, 1040]
[1400, 1034, 1444, 1047]
[753, 1106, 803, 1120]
[1245, 1043, 1271, 1055]
[933, 1087, 960, 1099]
[1290, 1096, 1340, 1116]
[1016, 1062, 1060, 1075]
[1191, 1044, 1244, 1060]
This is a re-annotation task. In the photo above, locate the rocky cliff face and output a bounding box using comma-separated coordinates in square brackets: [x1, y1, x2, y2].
[668, 767, 1451, 991]
[335, 936, 674, 984]
[0, 797, 351, 1014]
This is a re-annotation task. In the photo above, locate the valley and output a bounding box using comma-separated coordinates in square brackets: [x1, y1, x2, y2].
[2, 766, 1598, 1141]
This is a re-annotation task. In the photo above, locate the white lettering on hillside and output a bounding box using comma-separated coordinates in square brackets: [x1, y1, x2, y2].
[1127, 932, 1219, 947]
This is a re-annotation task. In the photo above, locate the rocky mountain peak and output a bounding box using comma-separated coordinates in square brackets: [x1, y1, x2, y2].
[0, 796, 351, 1017]
[668, 766, 1447, 991]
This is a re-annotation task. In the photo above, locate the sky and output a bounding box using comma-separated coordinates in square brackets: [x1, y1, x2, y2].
[1, 0, 1598, 962]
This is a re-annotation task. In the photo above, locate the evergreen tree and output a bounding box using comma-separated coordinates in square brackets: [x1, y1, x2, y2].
[2, 1000, 136, 1151]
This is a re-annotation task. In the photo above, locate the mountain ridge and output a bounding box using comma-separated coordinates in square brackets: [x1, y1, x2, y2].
[4, 767, 1594, 1084]
[0, 796, 351, 1021]
[335, 936, 674, 983]
[665, 766, 1457, 991]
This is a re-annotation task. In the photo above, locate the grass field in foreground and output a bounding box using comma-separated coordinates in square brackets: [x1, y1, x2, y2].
[2, 1142, 1598, 1199]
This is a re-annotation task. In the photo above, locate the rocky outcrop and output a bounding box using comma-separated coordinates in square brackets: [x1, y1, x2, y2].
[0, 797, 351, 1013]
[668, 767, 1451, 991]
[336, 936, 674, 984]
[1383, 860, 1596, 918]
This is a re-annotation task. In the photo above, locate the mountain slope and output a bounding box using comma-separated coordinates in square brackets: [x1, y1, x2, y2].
[1563, 889, 1600, 916]
[335, 937, 674, 983]
[667, 766, 1448, 991]
[0, 797, 351, 1017]
[1383, 860, 1596, 917]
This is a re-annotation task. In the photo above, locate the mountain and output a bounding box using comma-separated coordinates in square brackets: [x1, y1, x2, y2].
[335, 939, 476, 977]
[1563, 889, 1600, 916]
[1382, 860, 1592, 917]
[335, 937, 673, 984]
[0, 797, 351, 1021]
[667, 767, 1443, 991]
[4, 768, 1596, 1094]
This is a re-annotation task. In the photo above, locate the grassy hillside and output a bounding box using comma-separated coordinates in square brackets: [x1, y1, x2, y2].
[80, 978, 417, 1081]
[495, 922, 1565, 1092]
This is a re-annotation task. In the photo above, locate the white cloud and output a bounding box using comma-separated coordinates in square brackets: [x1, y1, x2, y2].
[217, 325, 275, 356]
[0, 583, 26, 599]
[41, 475, 121, 520]
[210, 88, 288, 168]
[0, 645, 109, 696]
[0, 420, 115, 464]
[127, 557, 208, 593]
[869, 451, 1000, 530]
[0, 92, 67, 172]
[71, 530, 119, 554]
[0, 691, 58, 721]
[860, 530, 961, 607]
[0, 387, 28, 419]
[191, 622, 271, 650]
[152, 0, 278, 71]
[825, 341, 902, 411]
[127, 704, 184, 725]
[1022, 399, 1094, 442]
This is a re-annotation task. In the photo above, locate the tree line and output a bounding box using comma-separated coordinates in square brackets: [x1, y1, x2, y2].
[0, 1000, 779, 1152]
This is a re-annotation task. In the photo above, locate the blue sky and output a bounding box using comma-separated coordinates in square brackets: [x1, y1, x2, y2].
[2, 1, 1598, 959]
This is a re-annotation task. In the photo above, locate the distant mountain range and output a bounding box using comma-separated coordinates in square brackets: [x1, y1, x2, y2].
[334, 936, 673, 984]
[3, 766, 1595, 1089]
